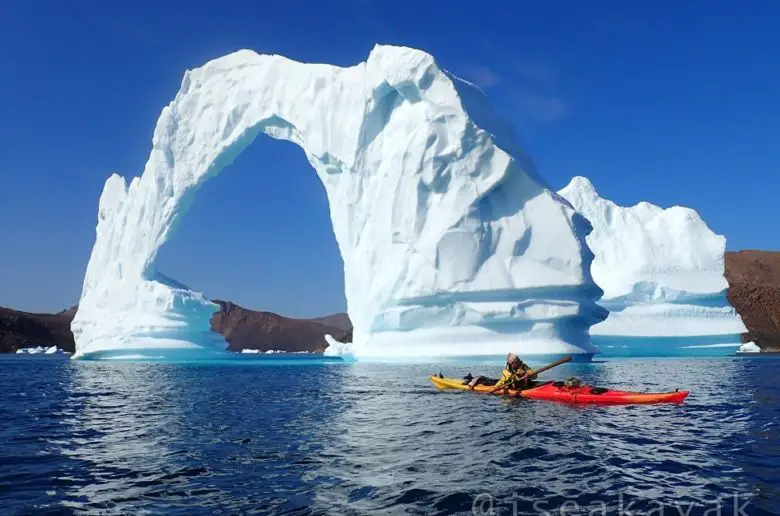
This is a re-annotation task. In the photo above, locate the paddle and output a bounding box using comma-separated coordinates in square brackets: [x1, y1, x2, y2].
[488, 355, 573, 394]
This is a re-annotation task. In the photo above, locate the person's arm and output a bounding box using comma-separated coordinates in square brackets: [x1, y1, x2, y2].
[488, 370, 511, 393]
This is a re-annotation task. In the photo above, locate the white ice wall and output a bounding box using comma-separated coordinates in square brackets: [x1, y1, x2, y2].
[559, 176, 746, 344]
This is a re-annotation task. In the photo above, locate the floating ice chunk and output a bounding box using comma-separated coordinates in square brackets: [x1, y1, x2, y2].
[16, 346, 46, 354]
[738, 341, 760, 353]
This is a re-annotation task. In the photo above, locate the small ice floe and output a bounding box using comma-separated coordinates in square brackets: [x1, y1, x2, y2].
[16, 345, 68, 355]
[738, 341, 761, 353]
[16, 346, 46, 354]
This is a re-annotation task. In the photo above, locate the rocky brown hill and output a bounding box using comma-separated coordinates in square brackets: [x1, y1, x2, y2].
[0, 302, 350, 354]
[211, 300, 350, 353]
[725, 250, 780, 351]
[0, 306, 77, 353]
[306, 313, 351, 332]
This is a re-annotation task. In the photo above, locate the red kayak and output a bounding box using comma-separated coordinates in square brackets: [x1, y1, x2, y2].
[430, 376, 689, 405]
[520, 381, 689, 405]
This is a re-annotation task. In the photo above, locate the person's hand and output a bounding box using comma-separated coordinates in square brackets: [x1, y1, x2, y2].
[515, 373, 529, 388]
[489, 383, 504, 394]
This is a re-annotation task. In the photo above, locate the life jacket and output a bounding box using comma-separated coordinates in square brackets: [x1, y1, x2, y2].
[496, 362, 534, 388]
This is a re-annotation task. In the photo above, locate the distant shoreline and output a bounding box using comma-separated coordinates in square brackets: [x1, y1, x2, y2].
[2, 250, 780, 354]
[0, 301, 351, 355]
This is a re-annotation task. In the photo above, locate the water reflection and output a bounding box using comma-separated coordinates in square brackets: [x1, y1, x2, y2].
[310, 360, 763, 514]
[732, 359, 780, 514]
[3, 355, 778, 515]
[57, 362, 196, 510]
[56, 361, 348, 514]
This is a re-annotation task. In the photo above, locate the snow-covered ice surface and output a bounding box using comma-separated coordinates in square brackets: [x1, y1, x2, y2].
[72, 45, 607, 361]
[559, 176, 746, 355]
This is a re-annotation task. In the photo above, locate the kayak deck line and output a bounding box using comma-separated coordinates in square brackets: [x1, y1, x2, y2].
[430, 376, 689, 405]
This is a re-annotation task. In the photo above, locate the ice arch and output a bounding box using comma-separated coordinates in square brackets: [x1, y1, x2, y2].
[72, 45, 607, 360]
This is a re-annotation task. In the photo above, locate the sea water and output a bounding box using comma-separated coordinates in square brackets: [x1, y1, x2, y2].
[1, 354, 778, 515]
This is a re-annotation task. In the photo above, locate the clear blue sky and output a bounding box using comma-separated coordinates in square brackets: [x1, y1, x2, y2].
[1, 1, 778, 315]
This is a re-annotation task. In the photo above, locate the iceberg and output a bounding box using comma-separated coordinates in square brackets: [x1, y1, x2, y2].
[72, 45, 607, 361]
[559, 176, 746, 355]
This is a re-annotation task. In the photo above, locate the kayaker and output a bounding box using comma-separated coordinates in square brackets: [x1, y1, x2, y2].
[466, 353, 537, 391]
[490, 353, 537, 392]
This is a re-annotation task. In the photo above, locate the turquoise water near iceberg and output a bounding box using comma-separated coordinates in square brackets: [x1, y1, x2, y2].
[593, 335, 743, 358]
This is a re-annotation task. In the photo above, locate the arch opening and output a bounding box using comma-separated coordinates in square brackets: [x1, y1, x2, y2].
[154, 134, 347, 320]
